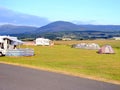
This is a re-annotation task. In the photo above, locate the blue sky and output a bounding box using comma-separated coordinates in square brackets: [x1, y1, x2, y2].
[0, 0, 120, 25]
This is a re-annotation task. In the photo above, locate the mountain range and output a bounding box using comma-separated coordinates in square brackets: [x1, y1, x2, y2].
[36, 21, 120, 33]
[1, 7, 120, 40]
[0, 24, 37, 34]
[0, 7, 120, 35]
[0, 21, 120, 40]
[0, 21, 120, 35]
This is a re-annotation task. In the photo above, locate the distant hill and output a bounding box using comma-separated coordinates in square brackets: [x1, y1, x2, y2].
[0, 7, 50, 26]
[78, 25, 120, 31]
[36, 21, 120, 33]
[0, 21, 120, 40]
[1, 21, 120, 35]
[0, 24, 37, 34]
[36, 21, 80, 32]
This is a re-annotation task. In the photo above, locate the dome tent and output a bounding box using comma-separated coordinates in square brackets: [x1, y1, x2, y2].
[98, 45, 115, 54]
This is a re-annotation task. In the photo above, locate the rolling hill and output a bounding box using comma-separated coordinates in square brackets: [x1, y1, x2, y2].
[0, 24, 37, 34]
[35, 21, 80, 32]
[0, 21, 120, 40]
[36, 21, 120, 33]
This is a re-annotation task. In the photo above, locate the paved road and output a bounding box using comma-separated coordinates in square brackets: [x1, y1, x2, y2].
[0, 63, 120, 90]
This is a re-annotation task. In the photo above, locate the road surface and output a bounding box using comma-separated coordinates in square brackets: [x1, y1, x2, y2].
[0, 63, 120, 90]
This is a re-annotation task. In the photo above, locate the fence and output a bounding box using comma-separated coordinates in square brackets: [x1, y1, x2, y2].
[6, 48, 34, 56]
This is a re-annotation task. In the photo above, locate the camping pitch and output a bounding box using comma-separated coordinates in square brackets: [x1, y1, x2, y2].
[98, 45, 115, 54]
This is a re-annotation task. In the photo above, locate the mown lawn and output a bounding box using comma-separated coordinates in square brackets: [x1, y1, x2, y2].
[0, 40, 120, 84]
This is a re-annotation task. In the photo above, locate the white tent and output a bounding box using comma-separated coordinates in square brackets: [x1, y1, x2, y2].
[72, 43, 100, 50]
[35, 38, 51, 46]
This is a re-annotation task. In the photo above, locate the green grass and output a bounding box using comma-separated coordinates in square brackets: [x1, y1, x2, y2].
[0, 40, 120, 83]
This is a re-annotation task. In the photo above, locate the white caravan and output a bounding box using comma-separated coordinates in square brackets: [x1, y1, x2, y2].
[35, 38, 51, 46]
[0, 36, 23, 56]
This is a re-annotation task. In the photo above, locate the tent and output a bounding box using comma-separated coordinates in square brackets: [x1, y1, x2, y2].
[72, 43, 100, 50]
[98, 45, 115, 54]
[35, 38, 52, 46]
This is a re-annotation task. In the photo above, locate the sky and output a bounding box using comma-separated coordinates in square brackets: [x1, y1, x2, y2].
[0, 0, 120, 25]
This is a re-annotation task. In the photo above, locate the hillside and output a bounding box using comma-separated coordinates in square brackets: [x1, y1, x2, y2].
[35, 21, 80, 32]
[36, 21, 120, 33]
[78, 25, 120, 31]
[0, 24, 37, 34]
[0, 21, 120, 40]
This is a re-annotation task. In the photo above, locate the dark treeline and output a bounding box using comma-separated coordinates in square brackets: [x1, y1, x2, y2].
[9, 31, 120, 40]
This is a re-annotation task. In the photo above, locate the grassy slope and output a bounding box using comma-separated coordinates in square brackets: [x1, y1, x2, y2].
[0, 40, 120, 83]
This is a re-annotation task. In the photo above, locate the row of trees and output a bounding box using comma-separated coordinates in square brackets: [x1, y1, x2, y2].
[11, 31, 120, 41]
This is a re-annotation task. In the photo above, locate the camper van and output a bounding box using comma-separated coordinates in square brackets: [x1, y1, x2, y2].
[0, 36, 23, 56]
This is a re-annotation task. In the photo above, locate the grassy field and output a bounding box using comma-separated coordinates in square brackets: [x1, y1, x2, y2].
[0, 40, 120, 84]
